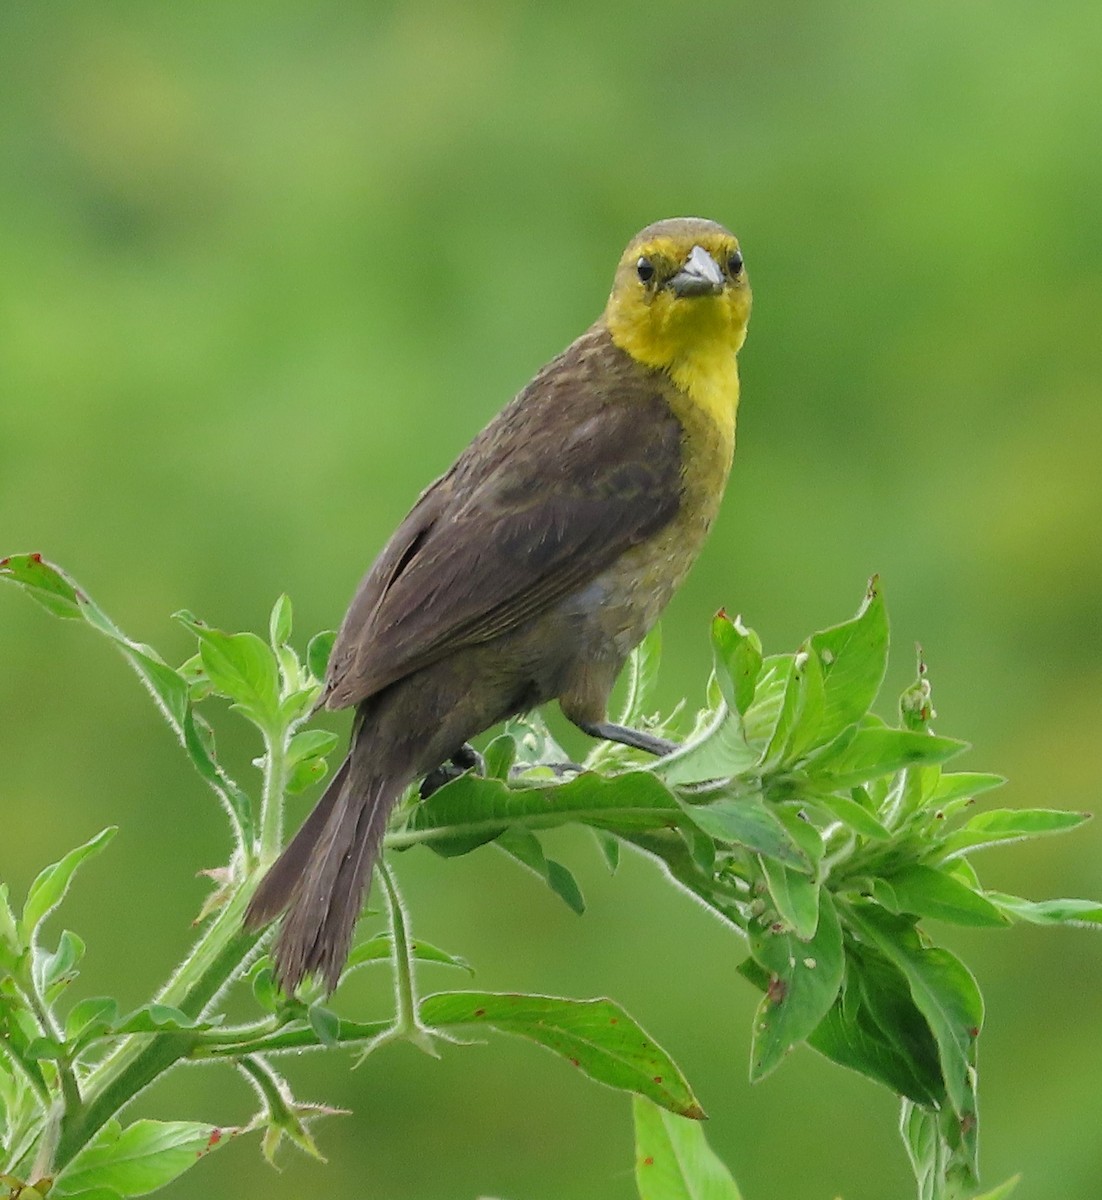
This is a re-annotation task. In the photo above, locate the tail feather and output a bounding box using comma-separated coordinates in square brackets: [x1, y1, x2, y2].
[275, 775, 395, 992]
[245, 744, 402, 994]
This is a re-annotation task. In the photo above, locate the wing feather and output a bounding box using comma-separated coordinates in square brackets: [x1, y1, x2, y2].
[322, 326, 683, 709]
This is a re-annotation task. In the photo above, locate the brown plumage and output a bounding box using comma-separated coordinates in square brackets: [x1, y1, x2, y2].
[245, 217, 752, 992]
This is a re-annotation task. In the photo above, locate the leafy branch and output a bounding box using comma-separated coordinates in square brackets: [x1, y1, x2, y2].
[1, 553, 1096, 1200]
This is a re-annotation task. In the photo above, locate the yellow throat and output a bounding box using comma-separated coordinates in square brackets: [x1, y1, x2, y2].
[604, 224, 751, 452]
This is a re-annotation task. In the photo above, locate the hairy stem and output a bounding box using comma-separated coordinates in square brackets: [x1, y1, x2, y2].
[192, 1016, 390, 1058]
[53, 886, 261, 1170]
[259, 724, 290, 866]
[379, 863, 417, 1035]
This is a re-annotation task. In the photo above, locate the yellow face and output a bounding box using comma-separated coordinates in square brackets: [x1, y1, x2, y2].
[605, 217, 751, 373]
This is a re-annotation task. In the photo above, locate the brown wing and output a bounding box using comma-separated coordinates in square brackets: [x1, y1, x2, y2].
[321, 325, 684, 709]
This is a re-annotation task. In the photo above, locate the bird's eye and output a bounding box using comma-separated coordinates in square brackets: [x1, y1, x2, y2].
[727, 250, 744, 278]
[636, 257, 655, 283]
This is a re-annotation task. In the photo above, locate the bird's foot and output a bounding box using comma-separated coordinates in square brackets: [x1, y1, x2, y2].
[575, 720, 679, 757]
[419, 744, 485, 799]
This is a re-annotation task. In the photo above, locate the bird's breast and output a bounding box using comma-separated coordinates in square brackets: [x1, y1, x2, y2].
[567, 383, 735, 661]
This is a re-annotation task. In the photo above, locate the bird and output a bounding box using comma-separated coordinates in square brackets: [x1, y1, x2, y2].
[245, 216, 752, 992]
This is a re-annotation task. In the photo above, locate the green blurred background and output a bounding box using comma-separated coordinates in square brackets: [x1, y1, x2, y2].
[3, 2, 1101, 1197]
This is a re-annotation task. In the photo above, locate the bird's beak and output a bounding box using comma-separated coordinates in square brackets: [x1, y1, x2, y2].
[669, 245, 725, 297]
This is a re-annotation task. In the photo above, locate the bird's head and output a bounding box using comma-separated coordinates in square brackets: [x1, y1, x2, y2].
[605, 217, 751, 374]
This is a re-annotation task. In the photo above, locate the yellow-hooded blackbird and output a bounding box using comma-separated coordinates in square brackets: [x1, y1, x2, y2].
[246, 216, 752, 991]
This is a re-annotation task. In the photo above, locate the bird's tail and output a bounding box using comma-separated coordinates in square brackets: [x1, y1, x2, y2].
[244, 736, 403, 994]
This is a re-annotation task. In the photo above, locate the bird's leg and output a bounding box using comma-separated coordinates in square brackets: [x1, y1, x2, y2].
[574, 720, 678, 757]
[419, 743, 485, 799]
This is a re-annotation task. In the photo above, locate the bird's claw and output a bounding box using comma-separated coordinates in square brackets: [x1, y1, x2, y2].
[419, 745, 486, 799]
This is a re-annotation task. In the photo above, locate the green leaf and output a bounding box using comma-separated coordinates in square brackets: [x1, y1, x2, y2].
[593, 829, 621, 873]
[179, 710, 253, 844]
[759, 858, 819, 938]
[251, 963, 280, 1012]
[286, 755, 331, 795]
[929, 772, 1006, 807]
[986, 892, 1102, 927]
[937, 808, 1091, 858]
[808, 792, 891, 840]
[287, 728, 340, 765]
[900, 1098, 980, 1200]
[420, 992, 704, 1119]
[806, 578, 889, 745]
[807, 944, 945, 1106]
[0, 557, 254, 848]
[0, 557, 192, 730]
[496, 829, 585, 914]
[0, 882, 22, 957]
[25, 1035, 66, 1060]
[0, 552, 84, 618]
[404, 769, 689, 857]
[22, 828, 116, 942]
[343, 934, 473, 975]
[65, 997, 121, 1050]
[633, 1095, 743, 1199]
[783, 647, 828, 762]
[476, 731, 514, 781]
[618, 625, 663, 726]
[774, 804, 824, 865]
[809, 728, 967, 788]
[114, 1004, 210, 1034]
[175, 613, 280, 725]
[848, 904, 982, 1125]
[711, 611, 762, 717]
[680, 794, 806, 869]
[680, 822, 716, 876]
[308, 1004, 340, 1048]
[38, 929, 87, 993]
[760, 656, 801, 766]
[739, 655, 791, 747]
[744, 890, 844, 1081]
[872, 865, 1009, 927]
[306, 629, 337, 683]
[54, 1119, 229, 1196]
[268, 594, 293, 647]
[656, 711, 759, 784]
[285, 728, 341, 795]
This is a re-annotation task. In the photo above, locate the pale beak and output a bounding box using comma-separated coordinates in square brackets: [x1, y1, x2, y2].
[669, 245, 725, 297]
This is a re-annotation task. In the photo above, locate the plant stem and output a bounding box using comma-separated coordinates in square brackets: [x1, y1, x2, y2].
[53, 886, 261, 1170]
[236, 1052, 282, 1104]
[379, 863, 416, 1034]
[191, 1017, 391, 1058]
[259, 724, 289, 866]
[53, 1031, 198, 1170]
[14, 968, 80, 1175]
[373, 862, 436, 1056]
